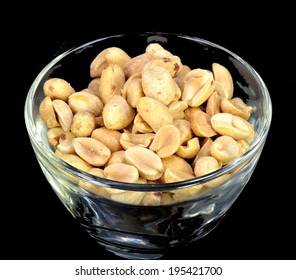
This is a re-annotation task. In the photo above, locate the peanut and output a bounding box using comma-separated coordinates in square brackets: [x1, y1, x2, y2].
[125, 146, 164, 180]
[72, 137, 111, 167]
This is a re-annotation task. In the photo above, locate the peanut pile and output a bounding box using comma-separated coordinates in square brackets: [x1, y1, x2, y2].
[39, 43, 255, 205]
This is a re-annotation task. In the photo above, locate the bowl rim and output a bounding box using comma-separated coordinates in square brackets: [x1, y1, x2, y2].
[24, 32, 272, 192]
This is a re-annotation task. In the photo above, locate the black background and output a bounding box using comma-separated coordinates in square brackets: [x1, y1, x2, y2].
[2, 4, 295, 261]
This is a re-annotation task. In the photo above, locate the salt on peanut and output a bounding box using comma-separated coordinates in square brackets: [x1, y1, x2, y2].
[43, 78, 75, 101]
[125, 146, 164, 181]
[72, 137, 111, 167]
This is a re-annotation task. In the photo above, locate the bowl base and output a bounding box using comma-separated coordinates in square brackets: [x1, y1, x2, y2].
[93, 214, 225, 260]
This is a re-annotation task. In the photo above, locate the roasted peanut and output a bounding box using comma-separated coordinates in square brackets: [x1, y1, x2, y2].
[220, 97, 253, 120]
[122, 74, 144, 108]
[206, 91, 222, 116]
[132, 113, 153, 133]
[182, 72, 215, 107]
[102, 95, 135, 130]
[47, 127, 64, 146]
[119, 132, 155, 150]
[170, 185, 204, 202]
[104, 163, 139, 183]
[173, 119, 193, 144]
[192, 137, 213, 167]
[68, 91, 103, 116]
[176, 137, 200, 159]
[137, 96, 173, 132]
[43, 78, 75, 101]
[87, 78, 101, 97]
[72, 137, 111, 167]
[141, 56, 182, 78]
[191, 110, 217, 138]
[149, 124, 180, 158]
[212, 63, 234, 99]
[105, 150, 126, 166]
[168, 101, 188, 120]
[125, 146, 164, 180]
[142, 66, 179, 105]
[99, 64, 125, 104]
[91, 127, 122, 152]
[71, 111, 96, 137]
[56, 131, 76, 154]
[211, 112, 255, 141]
[161, 154, 194, 175]
[123, 52, 153, 78]
[52, 99, 73, 132]
[210, 135, 240, 164]
[90, 47, 131, 78]
[55, 151, 92, 172]
[163, 168, 195, 183]
[39, 96, 60, 128]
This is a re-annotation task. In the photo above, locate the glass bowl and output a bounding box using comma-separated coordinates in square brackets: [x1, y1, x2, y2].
[24, 32, 272, 260]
